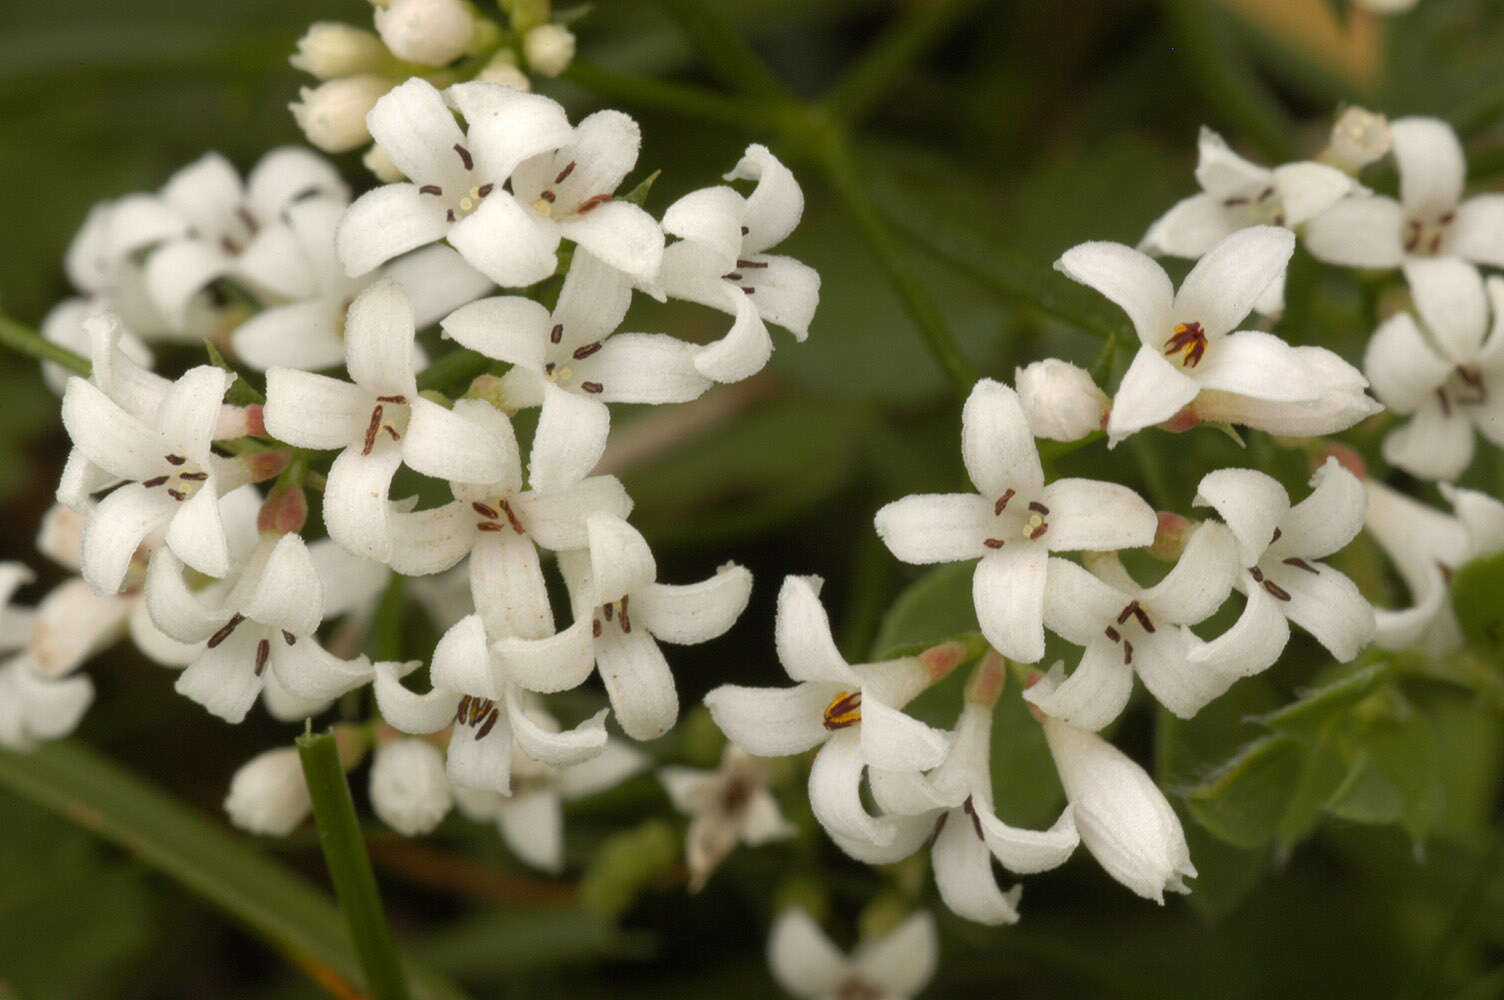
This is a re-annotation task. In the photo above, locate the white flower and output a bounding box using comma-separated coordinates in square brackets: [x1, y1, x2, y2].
[842, 656, 1079, 926]
[224, 746, 312, 836]
[495, 514, 752, 740]
[1025, 521, 1240, 729]
[373, 0, 474, 66]
[656, 144, 820, 383]
[1193, 459, 1375, 677]
[290, 22, 389, 79]
[1056, 226, 1319, 444]
[659, 746, 796, 891]
[1141, 127, 1354, 315]
[1185, 344, 1381, 437]
[337, 79, 663, 288]
[1040, 713, 1195, 903]
[291, 75, 395, 155]
[39, 297, 152, 395]
[62, 363, 242, 593]
[0, 565, 94, 752]
[1326, 107, 1392, 174]
[230, 195, 492, 371]
[263, 280, 511, 561]
[767, 908, 937, 1000]
[372, 616, 610, 794]
[522, 23, 576, 77]
[370, 737, 453, 836]
[1306, 117, 1504, 269]
[145, 532, 376, 723]
[334, 398, 630, 649]
[874, 378, 1156, 663]
[1364, 259, 1504, 481]
[442, 251, 710, 490]
[1014, 358, 1109, 441]
[455, 729, 648, 872]
[703, 575, 951, 847]
[142, 149, 349, 330]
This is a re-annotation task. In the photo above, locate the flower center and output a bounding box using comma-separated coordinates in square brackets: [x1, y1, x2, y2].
[982, 491, 1050, 548]
[543, 340, 606, 395]
[361, 395, 409, 455]
[822, 690, 862, 730]
[472, 498, 525, 535]
[591, 595, 632, 638]
[1101, 600, 1156, 665]
[1164, 322, 1207, 368]
[455, 694, 501, 740]
[1221, 185, 1286, 227]
[142, 453, 211, 502]
[720, 257, 770, 296]
[1404, 211, 1455, 256]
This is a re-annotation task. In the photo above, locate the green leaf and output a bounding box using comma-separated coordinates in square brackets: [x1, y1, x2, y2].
[1452, 549, 1504, 657]
[415, 907, 652, 979]
[1274, 718, 1353, 853]
[1184, 735, 1305, 849]
[1259, 661, 1391, 742]
[0, 741, 469, 1000]
[869, 560, 979, 659]
[1351, 691, 1445, 844]
[620, 168, 661, 206]
[203, 339, 264, 405]
[1180, 818, 1270, 922]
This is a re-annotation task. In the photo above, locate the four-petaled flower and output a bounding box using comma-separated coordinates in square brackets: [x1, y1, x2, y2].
[659, 745, 797, 891]
[767, 908, 938, 1000]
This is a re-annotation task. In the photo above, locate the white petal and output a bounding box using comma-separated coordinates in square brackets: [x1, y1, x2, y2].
[962, 378, 1042, 499]
[1450, 194, 1504, 267]
[439, 294, 551, 368]
[161, 152, 242, 232]
[703, 682, 833, 756]
[14, 666, 94, 742]
[1022, 640, 1133, 732]
[235, 223, 317, 300]
[509, 698, 608, 766]
[767, 909, 846, 998]
[747, 254, 819, 341]
[1275, 458, 1367, 560]
[263, 368, 372, 449]
[1271, 161, 1355, 225]
[164, 484, 230, 579]
[490, 616, 596, 692]
[1053, 242, 1174, 349]
[447, 192, 561, 287]
[634, 565, 752, 645]
[28, 579, 130, 677]
[522, 108, 638, 204]
[446, 82, 574, 181]
[931, 811, 1022, 925]
[572, 333, 712, 404]
[528, 383, 610, 491]
[246, 145, 347, 219]
[1193, 127, 1270, 195]
[366, 78, 469, 190]
[431, 614, 501, 699]
[1304, 196, 1405, 268]
[1040, 478, 1157, 552]
[174, 630, 264, 723]
[1383, 400, 1475, 482]
[859, 695, 949, 772]
[1173, 226, 1293, 339]
[495, 790, 564, 872]
[232, 300, 346, 372]
[1194, 467, 1290, 566]
[809, 730, 892, 846]
[82, 484, 175, 594]
[403, 396, 509, 483]
[511, 474, 632, 551]
[974, 544, 1048, 663]
[369, 738, 452, 837]
[383, 502, 474, 576]
[585, 513, 657, 603]
[336, 184, 451, 277]
[144, 240, 230, 329]
[469, 530, 553, 640]
[239, 533, 323, 636]
[1393, 116, 1465, 217]
[851, 911, 939, 997]
[270, 638, 373, 704]
[596, 629, 677, 740]
[559, 740, 649, 798]
[774, 575, 860, 686]
[1193, 330, 1318, 402]
[446, 710, 513, 793]
[1444, 482, 1504, 558]
[1141, 521, 1239, 624]
[1264, 561, 1375, 661]
[1105, 348, 1199, 443]
[373, 659, 461, 733]
[130, 596, 204, 667]
[1139, 193, 1237, 258]
[552, 248, 634, 349]
[389, 243, 495, 327]
[557, 201, 664, 285]
[662, 185, 745, 273]
[60, 377, 162, 482]
[1133, 626, 1230, 718]
[725, 143, 803, 255]
[873, 493, 990, 564]
[1403, 257, 1488, 365]
[978, 805, 1080, 874]
[1187, 581, 1289, 677]
[323, 444, 403, 565]
[337, 282, 415, 398]
[694, 287, 772, 384]
[1043, 557, 1126, 646]
[1363, 312, 1452, 413]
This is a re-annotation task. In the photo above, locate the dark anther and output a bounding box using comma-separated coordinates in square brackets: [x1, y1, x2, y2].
[1164, 322, 1208, 368]
[376, 394, 408, 403]
[446, 209, 456, 223]
[282, 630, 296, 645]
[236, 206, 260, 235]
[499, 499, 525, 534]
[539, 190, 557, 203]
[1436, 388, 1452, 417]
[1262, 579, 1292, 601]
[220, 235, 242, 256]
[1116, 602, 1138, 625]
[254, 638, 270, 676]
[572, 342, 602, 360]
[822, 690, 862, 730]
[476, 522, 504, 532]
[554, 161, 576, 184]
[167, 489, 187, 501]
[741, 286, 756, 295]
[477, 183, 494, 197]
[722, 272, 743, 281]
[544, 362, 556, 375]
[1029, 522, 1049, 540]
[602, 603, 612, 621]
[1123, 639, 1134, 665]
[1257, 186, 1275, 202]
[581, 381, 604, 394]
[476, 707, 500, 740]
[983, 538, 1005, 549]
[740, 225, 749, 234]
[1248, 566, 1265, 583]
[1271, 527, 1282, 544]
[962, 796, 984, 839]
[550, 323, 563, 344]
[1223, 196, 1249, 207]
[208, 613, 245, 649]
[178, 471, 208, 481]
[1028, 501, 1050, 515]
[577, 193, 612, 214]
[619, 594, 632, 634]
[1282, 557, 1319, 574]
[456, 694, 472, 722]
[143, 475, 169, 488]
[453, 143, 473, 170]
[165, 454, 186, 466]
[1129, 603, 1155, 633]
[593, 618, 602, 638]
[362, 405, 384, 455]
[995, 489, 1015, 515]
[1104, 625, 1121, 642]
[737, 259, 768, 269]
[419, 185, 443, 196]
[472, 501, 499, 519]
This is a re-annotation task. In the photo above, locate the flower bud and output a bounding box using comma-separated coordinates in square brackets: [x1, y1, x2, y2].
[1148, 512, 1191, 562]
[374, 0, 474, 66]
[1014, 359, 1109, 441]
[1041, 717, 1195, 902]
[1326, 107, 1392, 173]
[370, 738, 453, 836]
[290, 75, 392, 153]
[475, 51, 532, 90]
[363, 143, 405, 183]
[523, 23, 576, 77]
[224, 746, 312, 837]
[290, 22, 390, 79]
[257, 484, 309, 535]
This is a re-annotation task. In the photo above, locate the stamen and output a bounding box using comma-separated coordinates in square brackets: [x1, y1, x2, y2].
[498, 499, 525, 535]
[1123, 639, 1134, 665]
[447, 209, 456, 223]
[376, 394, 408, 403]
[472, 501, 499, 519]
[554, 161, 576, 184]
[419, 184, 443, 196]
[456, 694, 472, 722]
[619, 594, 631, 634]
[740, 225, 749, 235]
[1129, 603, 1155, 633]
[1029, 521, 1049, 540]
[165, 454, 186, 466]
[220, 235, 242, 255]
[236, 206, 260, 235]
[602, 603, 612, 621]
[577, 193, 612, 214]
[580, 381, 604, 394]
[362, 405, 384, 455]
[1223, 196, 1249, 207]
[453, 143, 473, 170]
[962, 795, 984, 839]
[143, 475, 169, 488]
[995, 489, 1015, 515]
[742, 287, 756, 295]
[572, 342, 602, 360]
[593, 618, 602, 638]
[167, 489, 187, 501]
[722, 272, 743, 281]
[1262, 579, 1292, 601]
[539, 190, 556, 203]
[178, 471, 208, 481]
[822, 691, 862, 730]
[1270, 527, 1282, 544]
[254, 638, 270, 676]
[1437, 388, 1452, 417]
[1282, 557, 1319, 574]
[1027, 501, 1050, 515]
[1163, 322, 1207, 368]
[477, 183, 494, 197]
[1248, 566, 1265, 583]
[208, 613, 245, 649]
[1104, 625, 1121, 642]
[1257, 186, 1275, 202]
[737, 259, 768, 269]
[475, 707, 500, 740]
[983, 538, 1005, 549]
[550, 323, 563, 344]
[1116, 602, 1137, 625]
[477, 522, 504, 532]
[282, 630, 296, 645]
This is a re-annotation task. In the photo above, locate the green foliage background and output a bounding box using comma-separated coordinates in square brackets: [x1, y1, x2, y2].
[2, 0, 1504, 997]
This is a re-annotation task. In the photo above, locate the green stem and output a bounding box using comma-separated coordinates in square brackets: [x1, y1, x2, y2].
[1160, 0, 1297, 162]
[0, 313, 89, 376]
[652, 0, 788, 101]
[415, 348, 493, 394]
[564, 61, 780, 130]
[809, 121, 977, 395]
[822, 0, 981, 124]
[297, 729, 412, 1000]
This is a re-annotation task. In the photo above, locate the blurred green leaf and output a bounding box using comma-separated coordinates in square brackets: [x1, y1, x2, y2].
[1184, 735, 1305, 849]
[1260, 661, 1391, 742]
[416, 907, 653, 980]
[869, 560, 978, 659]
[1452, 550, 1504, 657]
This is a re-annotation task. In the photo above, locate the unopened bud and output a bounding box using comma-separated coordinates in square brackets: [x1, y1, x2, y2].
[1148, 512, 1191, 562]
[243, 403, 267, 438]
[964, 651, 1007, 707]
[475, 51, 532, 90]
[523, 23, 576, 77]
[363, 143, 405, 183]
[374, 0, 474, 66]
[369, 738, 452, 836]
[1326, 107, 1391, 173]
[1315, 442, 1367, 479]
[290, 75, 391, 153]
[919, 640, 966, 681]
[257, 484, 309, 535]
[1158, 405, 1200, 434]
[224, 747, 312, 837]
[1015, 359, 1109, 441]
[291, 23, 390, 78]
[242, 450, 291, 483]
